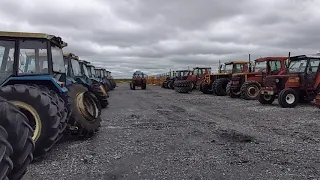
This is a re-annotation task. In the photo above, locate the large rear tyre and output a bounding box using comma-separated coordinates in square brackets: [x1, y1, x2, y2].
[214, 78, 230, 96]
[0, 84, 61, 157]
[141, 83, 147, 90]
[67, 84, 101, 137]
[240, 81, 261, 100]
[91, 82, 109, 108]
[278, 88, 299, 108]
[201, 83, 213, 94]
[0, 97, 34, 180]
[34, 85, 68, 141]
[226, 81, 240, 98]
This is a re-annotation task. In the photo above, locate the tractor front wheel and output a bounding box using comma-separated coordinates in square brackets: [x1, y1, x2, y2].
[258, 93, 275, 104]
[278, 88, 299, 108]
[226, 81, 240, 98]
[240, 81, 261, 100]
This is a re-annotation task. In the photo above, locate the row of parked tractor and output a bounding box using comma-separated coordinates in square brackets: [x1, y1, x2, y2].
[161, 53, 320, 108]
[0, 31, 116, 180]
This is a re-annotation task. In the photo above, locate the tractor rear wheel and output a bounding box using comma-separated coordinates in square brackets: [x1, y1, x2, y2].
[91, 82, 109, 108]
[258, 93, 275, 104]
[168, 81, 174, 89]
[211, 80, 218, 95]
[214, 78, 230, 96]
[0, 97, 34, 180]
[67, 84, 101, 137]
[141, 83, 147, 90]
[278, 88, 299, 108]
[0, 84, 61, 158]
[202, 83, 213, 94]
[36, 85, 69, 141]
[240, 81, 261, 100]
[226, 81, 240, 98]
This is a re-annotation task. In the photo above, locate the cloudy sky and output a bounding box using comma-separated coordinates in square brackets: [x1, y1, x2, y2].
[1, 0, 319, 78]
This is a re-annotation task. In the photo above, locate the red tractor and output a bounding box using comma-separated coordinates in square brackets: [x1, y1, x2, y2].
[130, 71, 147, 90]
[174, 67, 211, 93]
[227, 56, 288, 99]
[259, 54, 320, 108]
[200, 61, 249, 95]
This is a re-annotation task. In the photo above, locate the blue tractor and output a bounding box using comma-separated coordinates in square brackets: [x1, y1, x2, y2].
[63, 55, 109, 108]
[94, 67, 115, 91]
[0, 31, 101, 158]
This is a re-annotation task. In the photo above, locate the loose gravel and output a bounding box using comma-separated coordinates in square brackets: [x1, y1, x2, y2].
[22, 83, 320, 180]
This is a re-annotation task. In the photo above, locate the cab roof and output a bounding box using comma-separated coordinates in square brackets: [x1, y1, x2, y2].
[193, 67, 211, 69]
[0, 31, 67, 47]
[291, 53, 320, 60]
[63, 52, 79, 60]
[225, 61, 249, 65]
[255, 57, 288, 62]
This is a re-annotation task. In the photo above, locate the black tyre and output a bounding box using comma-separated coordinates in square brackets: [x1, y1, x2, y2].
[214, 78, 230, 96]
[0, 84, 61, 157]
[91, 82, 109, 108]
[0, 97, 34, 180]
[67, 84, 101, 137]
[141, 83, 147, 90]
[35, 85, 69, 141]
[130, 83, 133, 90]
[211, 80, 218, 95]
[278, 88, 299, 108]
[168, 81, 174, 89]
[202, 83, 213, 94]
[226, 81, 240, 98]
[240, 81, 261, 100]
[258, 93, 275, 104]
[175, 86, 189, 93]
[106, 80, 113, 91]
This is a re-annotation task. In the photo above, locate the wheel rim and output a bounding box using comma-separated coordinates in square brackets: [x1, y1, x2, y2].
[232, 89, 241, 95]
[247, 85, 259, 98]
[263, 94, 272, 101]
[12, 101, 41, 141]
[100, 85, 108, 97]
[285, 94, 295, 104]
[76, 92, 99, 121]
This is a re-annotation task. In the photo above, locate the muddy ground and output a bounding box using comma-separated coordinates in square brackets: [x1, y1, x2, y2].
[23, 83, 320, 180]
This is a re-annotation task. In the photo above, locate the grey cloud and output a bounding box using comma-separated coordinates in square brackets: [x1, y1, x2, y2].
[0, 0, 319, 78]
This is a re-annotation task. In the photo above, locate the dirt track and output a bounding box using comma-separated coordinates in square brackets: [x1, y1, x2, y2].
[23, 83, 320, 180]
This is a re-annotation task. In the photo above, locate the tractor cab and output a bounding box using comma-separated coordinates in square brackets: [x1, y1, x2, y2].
[260, 54, 320, 108]
[228, 57, 288, 99]
[0, 31, 68, 92]
[175, 70, 190, 80]
[63, 53, 90, 87]
[94, 68, 105, 84]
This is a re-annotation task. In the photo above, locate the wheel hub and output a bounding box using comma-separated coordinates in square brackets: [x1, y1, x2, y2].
[285, 94, 295, 104]
[248, 85, 259, 98]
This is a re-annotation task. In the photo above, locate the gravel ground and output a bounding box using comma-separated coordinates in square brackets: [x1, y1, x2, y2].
[23, 83, 320, 180]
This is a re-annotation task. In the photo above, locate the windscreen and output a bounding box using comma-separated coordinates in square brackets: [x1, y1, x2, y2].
[71, 59, 82, 76]
[254, 61, 266, 72]
[288, 59, 308, 73]
[52, 45, 65, 73]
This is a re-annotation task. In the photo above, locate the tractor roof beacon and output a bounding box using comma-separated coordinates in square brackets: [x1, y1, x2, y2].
[259, 53, 320, 108]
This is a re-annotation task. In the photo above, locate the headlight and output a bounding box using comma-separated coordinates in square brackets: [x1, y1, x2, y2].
[275, 79, 279, 83]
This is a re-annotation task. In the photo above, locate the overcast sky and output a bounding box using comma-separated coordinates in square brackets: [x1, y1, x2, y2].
[1, 0, 319, 78]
